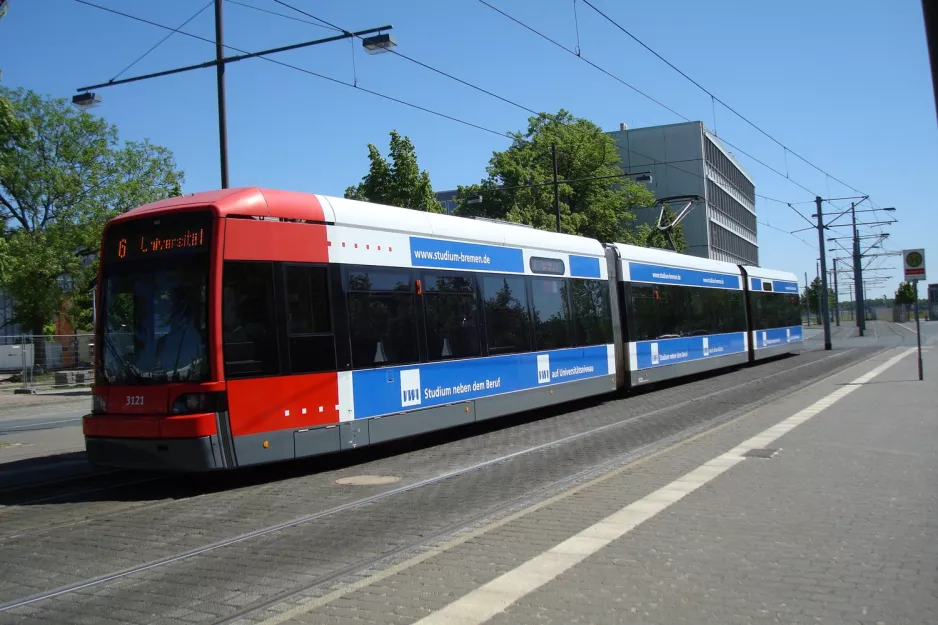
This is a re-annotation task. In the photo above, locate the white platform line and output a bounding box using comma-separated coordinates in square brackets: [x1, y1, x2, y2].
[412, 348, 915, 625]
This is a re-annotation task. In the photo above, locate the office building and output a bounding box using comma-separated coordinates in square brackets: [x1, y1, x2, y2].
[435, 189, 459, 215]
[607, 121, 759, 265]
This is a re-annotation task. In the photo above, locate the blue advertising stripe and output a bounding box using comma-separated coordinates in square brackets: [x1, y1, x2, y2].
[773, 280, 799, 294]
[754, 325, 803, 349]
[634, 332, 746, 369]
[569, 255, 602, 278]
[410, 236, 525, 272]
[351, 345, 611, 420]
[628, 262, 741, 290]
[750, 277, 762, 291]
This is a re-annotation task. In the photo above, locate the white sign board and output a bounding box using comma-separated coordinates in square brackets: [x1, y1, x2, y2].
[903, 249, 926, 282]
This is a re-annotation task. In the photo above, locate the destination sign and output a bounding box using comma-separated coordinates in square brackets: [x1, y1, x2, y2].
[103, 212, 212, 263]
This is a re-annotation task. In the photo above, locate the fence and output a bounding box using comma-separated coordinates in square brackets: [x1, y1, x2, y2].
[0, 334, 94, 390]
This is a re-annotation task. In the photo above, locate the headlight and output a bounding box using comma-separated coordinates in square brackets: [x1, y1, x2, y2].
[92, 394, 106, 414]
[172, 392, 225, 414]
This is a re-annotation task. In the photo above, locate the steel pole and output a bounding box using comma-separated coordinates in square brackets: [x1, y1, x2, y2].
[215, 0, 230, 189]
[915, 282, 924, 380]
[921, 0, 938, 127]
[552, 142, 560, 233]
[816, 197, 833, 350]
[851, 202, 865, 335]
[805, 271, 811, 325]
[832, 259, 840, 326]
[816, 260, 822, 325]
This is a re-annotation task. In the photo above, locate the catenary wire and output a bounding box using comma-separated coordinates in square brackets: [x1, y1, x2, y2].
[580, 0, 869, 198]
[110, 0, 214, 82]
[77, 0, 842, 248]
[74, 0, 511, 138]
[225, 0, 340, 30]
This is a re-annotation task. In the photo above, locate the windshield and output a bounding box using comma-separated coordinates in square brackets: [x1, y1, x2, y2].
[100, 262, 210, 385]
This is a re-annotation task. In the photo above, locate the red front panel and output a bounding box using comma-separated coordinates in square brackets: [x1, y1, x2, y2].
[83, 414, 216, 439]
[226, 372, 339, 437]
[102, 386, 171, 415]
[223, 219, 329, 263]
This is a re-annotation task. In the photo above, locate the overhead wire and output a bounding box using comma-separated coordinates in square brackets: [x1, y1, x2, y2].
[579, 0, 869, 198]
[109, 0, 214, 82]
[225, 0, 340, 30]
[73, 0, 512, 138]
[76, 0, 852, 251]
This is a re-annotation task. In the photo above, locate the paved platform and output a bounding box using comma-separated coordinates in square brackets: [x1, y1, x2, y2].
[262, 341, 937, 624]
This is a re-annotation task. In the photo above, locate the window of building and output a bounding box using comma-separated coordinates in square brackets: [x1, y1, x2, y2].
[571, 279, 613, 346]
[531, 278, 572, 350]
[346, 267, 418, 368]
[481, 274, 531, 355]
[284, 265, 336, 374]
[422, 272, 481, 361]
[222, 261, 280, 378]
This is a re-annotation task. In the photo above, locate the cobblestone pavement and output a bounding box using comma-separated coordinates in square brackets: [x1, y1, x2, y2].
[0, 323, 922, 624]
[257, 339, 933, 625]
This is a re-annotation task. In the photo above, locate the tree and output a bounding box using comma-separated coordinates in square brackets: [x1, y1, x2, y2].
[453, 110, 675, 246]
[802, 277, 836, 323]
[0, 86, 184, 336]
[631, 204, 688, 252]
[894, 281, 916, 306]
[344, 130, 443, 213]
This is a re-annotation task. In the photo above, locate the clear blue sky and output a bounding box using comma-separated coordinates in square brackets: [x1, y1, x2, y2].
[2, 0, 936, 299]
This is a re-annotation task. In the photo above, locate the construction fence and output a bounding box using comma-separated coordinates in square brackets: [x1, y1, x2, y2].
[0, 334, 94, 389]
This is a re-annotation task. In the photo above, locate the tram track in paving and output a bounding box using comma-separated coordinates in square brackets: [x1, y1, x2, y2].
[0, 347, 829, 543]
[0, 346, 877, 617]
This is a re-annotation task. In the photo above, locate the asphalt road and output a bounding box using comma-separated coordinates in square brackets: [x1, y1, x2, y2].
[0, 409, 85, 435]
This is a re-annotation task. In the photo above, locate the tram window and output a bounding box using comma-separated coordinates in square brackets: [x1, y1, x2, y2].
[531, 278, 572, 350]
[481, 274, 531, 355]
[285, 265, 331, 334]
[654, 285, 686, 338]
[684, 288, 710, 336]
[284, 265, 336, 374]
[571, 279, 612, 346]
[222, 261, 280, 378]
[630, 285, 658, 341]
[423, 272, 481, 361]
[346, 267, 418, 368]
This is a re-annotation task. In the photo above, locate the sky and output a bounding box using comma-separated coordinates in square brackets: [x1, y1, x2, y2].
[1, 0, 936, 299]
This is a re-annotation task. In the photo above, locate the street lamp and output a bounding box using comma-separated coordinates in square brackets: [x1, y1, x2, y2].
[73, 0, 394, 189]
[72, 92, 102, 109]
[362, 33, 397, 54]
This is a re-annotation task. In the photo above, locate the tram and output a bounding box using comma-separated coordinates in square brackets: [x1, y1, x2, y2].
[83, 187, 802, 470]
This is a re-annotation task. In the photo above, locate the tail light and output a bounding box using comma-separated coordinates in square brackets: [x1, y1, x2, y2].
[172, 392, 226, 415]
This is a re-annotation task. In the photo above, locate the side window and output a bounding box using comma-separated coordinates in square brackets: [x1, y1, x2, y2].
[531, 278, 572, 350]
[571, 279, 612, 346]
[630, 285, 658, 341]
[423, 272, 481, 361]
[655, 285, 685, 338]
[346, 267, 418, 368]
[222, 261, 280, 378]
[284, 265, 336, 374]
[482, 274, 531, 355]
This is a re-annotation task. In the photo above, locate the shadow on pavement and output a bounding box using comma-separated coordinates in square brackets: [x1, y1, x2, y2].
[0, 353, 802, 508]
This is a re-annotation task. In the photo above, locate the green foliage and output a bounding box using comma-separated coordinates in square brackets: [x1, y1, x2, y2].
[801, 277, 836, 321]
[0, 86, 184, 335]
[344, 130, 443, 213]
[631, 205, 688, 252]
[453, 110, 664, 245]
[894, 281, 916, 305]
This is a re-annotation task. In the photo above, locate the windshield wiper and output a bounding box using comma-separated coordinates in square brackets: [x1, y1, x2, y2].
[103, 336, 146, 385]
